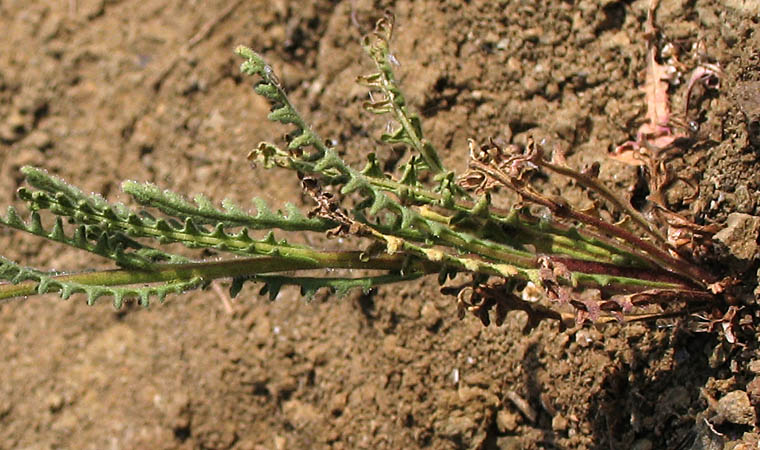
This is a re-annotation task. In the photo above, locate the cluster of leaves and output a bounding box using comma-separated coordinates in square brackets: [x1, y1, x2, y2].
[0, 13, 731, 332]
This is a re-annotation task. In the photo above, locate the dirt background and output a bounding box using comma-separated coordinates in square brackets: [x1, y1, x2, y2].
[1, 0, 760, 449]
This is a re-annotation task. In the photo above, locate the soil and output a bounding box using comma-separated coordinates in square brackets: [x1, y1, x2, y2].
[1, 1, 760, 449]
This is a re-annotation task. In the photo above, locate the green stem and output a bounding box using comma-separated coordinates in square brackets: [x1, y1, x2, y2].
[0, 252, 438, 301]
[360, 23, 445, 174]
[0, 241, 694, 303]
[262, 151, 655, 268]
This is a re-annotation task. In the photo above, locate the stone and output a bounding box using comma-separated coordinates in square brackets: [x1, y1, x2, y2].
[23, 130, 52, 151]
[715, 213, 760, 261]
[551, 414, 568, 432]
[47, 393, 64, 412]
[282, 399, 321, 428]
[716, 390, 755, 426]
[0, 111, 27, 143]
[496, 409, 519, 433]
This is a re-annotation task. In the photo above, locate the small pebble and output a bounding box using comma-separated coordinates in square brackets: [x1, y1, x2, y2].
[0, 112, 27, 143]
[23, 130, 52, 150]
[551, 414, 568, 432]
[714, 213, 760, 261]
[496, 409, 519, 433]
[420, 301, 440, 330]
[716, 390, 755, 426]
[47, 393, 64, 412]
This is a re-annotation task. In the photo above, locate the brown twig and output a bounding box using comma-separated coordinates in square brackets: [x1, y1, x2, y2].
[539, 143, 670, 248]
[468, 158, 714, 286]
